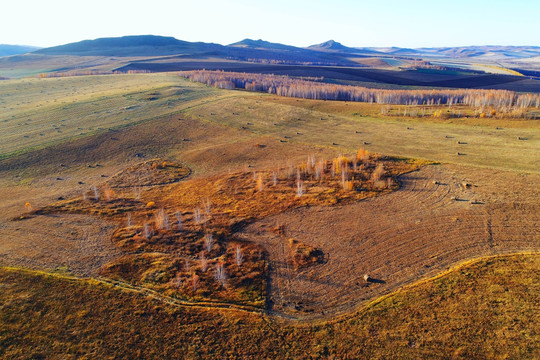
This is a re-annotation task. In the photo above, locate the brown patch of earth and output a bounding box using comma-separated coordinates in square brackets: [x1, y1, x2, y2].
[238, 164, 540, 319]
[0, 214, 118, 276]
[106, 159, 190, 188]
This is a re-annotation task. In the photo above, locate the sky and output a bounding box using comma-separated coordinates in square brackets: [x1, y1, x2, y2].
[2, 0, 539, 48]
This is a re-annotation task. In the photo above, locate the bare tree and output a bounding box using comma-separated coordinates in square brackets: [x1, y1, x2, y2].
[193, 207, 202, 224]
[179, 70, 540, 117]
[199, 252, 208, 273]
[235, 246, 244, 266]
[143, 223, 152, 239]
[204, 233, 215, 252]
[296, 179, 304, 197]
[214, 262, 227, 288]
[372, 163, 385, 182]
[171, 274, 182, 288]
[155, 208, 169, 230]
[202, 197, 211, 217]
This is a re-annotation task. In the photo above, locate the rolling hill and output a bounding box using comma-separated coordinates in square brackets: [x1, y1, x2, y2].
[34, 35, 222, 56]
[1, 35, 539, 358]
[0, 44, 41, 57]
[308, 40, 382, 55]
[1, 35, 538, 91]
[229, 38, 301, 51]
[32, 35, 357, 66]
[24, 35, 540, 62]
[308, 39, 355, 52]
[30, 35, 540, 67]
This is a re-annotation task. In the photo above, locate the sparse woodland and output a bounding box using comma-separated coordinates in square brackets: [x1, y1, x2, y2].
[23, 154, 420, 307]
[38, 69, 150, 78]
[179, 70, 540, 117]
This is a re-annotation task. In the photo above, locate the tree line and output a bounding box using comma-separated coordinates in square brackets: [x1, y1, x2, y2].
[38, 69, 150, 78]
[179, 70, 540, 114]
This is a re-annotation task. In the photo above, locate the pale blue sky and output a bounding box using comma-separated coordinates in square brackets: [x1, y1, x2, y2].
[3, 0, 539, 48]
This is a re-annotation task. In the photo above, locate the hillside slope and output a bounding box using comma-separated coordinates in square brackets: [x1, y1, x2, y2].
[0, 44, 41, 57]
[34, 35, 222, 56]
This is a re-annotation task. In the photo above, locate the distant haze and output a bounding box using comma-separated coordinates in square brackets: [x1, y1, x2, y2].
[2, 0, 539, 48]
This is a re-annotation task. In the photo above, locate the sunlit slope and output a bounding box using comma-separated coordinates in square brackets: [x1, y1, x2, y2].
[185, 95, 540, 173]
[2, 73, 538, 172]
[0, 254, 537, 359]
[0, 75, 225, 158]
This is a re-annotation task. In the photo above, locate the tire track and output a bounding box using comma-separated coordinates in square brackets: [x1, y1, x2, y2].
[238, 164, 540, 320]
[0, 214, 119, 276]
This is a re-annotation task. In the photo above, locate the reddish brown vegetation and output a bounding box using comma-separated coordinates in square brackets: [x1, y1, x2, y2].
[288, 238, 325, 269]
[2, 254, 538, 359]
[107, 159, 190, 188]
[24, 153, 422, 307]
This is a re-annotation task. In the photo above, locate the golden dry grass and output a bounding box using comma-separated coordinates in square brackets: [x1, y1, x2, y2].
[24, 153, 421, 307]
[0, 73, 538, 358]
[186, 94, 540, 172]
[0, 74, 223, 158]
[0, 253, 537, 359]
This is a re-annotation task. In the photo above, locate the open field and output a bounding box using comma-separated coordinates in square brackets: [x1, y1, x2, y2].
[184, 93, 540, 173]
[0, 214, 118, 276]
[240, 163, 539, 318]
[0, 73, 538, 357]
[117, 60, 540, 92]
[0, 74, 226, 158]
[1, 254, 538, 359]
[0, 54, 146, 78]
[4, 49, 539, 92]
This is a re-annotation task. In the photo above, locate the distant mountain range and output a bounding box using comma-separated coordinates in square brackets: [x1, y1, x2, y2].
[4, 35, 539, 63]
[2, 35, 540, 92]
[0, 44, 41, 57]
[31, 35, 361, 66]
[368, 45, 540, 59]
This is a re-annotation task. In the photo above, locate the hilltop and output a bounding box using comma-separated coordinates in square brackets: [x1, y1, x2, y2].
[307, 39, 374, 54]
[228, 38, 301, 51]
[34, 35, 222, 56]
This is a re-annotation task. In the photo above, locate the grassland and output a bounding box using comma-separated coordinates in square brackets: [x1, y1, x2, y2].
[19, 152, 421, 309]
[2, 75, 537, 172]
[0, 74, 225, 158]
[0, 54, 141, 78]
[0, 73, 538, 358]
[185, 93, 540, 173]
[1, 254, 538, 359]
